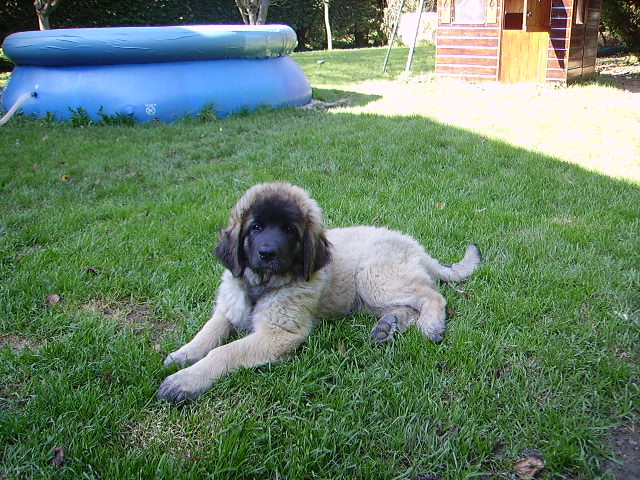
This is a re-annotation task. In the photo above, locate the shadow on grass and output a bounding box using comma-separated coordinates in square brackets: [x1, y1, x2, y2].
[0, 107, 638, 480]
[594, 72, 640, 93]
[311, 87, 382, 107]
[594, 54, 640, 94]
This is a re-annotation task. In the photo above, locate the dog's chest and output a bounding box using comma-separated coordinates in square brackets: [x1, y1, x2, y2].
[246, 284, 270, 307]
[232, 280, 281, 333]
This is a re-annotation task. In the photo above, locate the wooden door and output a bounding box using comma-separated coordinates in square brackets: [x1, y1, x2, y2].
[525, 0, 551, 31]
[499, 0, 551, 83]
[499, 30, 549, 83]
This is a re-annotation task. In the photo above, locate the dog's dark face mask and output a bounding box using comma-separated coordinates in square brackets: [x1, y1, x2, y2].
[242, 199, 303, 277]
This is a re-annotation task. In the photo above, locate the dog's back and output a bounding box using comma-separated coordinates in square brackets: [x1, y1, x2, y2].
[315, 226, 481, 319]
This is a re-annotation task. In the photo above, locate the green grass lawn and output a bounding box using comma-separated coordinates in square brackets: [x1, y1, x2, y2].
[1, 46, 638, 479]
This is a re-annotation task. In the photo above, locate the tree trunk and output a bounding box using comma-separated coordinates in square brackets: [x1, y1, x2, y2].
[235, 0, 270, 25]
[237, 5, 249, 24]
[324, 1, 333, 51]
[33, 0, 60, 31]
[36, 12, 50, 30]
[256, 0, 269, 25]
[354, 29, 368, 48]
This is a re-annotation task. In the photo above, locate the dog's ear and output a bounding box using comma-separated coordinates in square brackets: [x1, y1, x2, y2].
[215, 227, 244, 277]
[301, 224, 332, 281]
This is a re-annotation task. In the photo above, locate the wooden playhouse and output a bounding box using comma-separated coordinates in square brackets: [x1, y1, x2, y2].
[435, 0, 602, 83]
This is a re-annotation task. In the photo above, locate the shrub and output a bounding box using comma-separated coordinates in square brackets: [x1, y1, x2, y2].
[601, 0, 640, 56]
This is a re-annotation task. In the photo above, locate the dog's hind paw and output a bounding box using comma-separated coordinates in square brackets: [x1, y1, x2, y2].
[370, 314, 398, 344]
[429, 332, 443, 344]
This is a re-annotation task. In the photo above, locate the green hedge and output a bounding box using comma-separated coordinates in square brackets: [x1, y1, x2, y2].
[0, 0, 386, 51]
[601, 0, 640, 56]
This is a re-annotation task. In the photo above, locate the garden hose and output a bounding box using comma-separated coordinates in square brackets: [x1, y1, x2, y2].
[0, 91, 36, 126]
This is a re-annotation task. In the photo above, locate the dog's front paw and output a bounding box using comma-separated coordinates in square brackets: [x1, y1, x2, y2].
[157, 370, 211, 404]
[163, 350, 191, 368]
[371, 314, 398, 344]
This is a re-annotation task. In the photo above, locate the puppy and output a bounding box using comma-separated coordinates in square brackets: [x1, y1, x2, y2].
[158, 182, 481, 402]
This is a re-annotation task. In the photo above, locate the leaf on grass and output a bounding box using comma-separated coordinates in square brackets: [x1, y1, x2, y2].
[413, 474, 442, 480]
[83, 266, 104, 275]
[436, 202, 446, 210]
[52, 446, 64, 467]
[617, 350, 631, 360]
[446, 305, 456, 317]
[44, 294, 60, 307]
[513, 451, 545, 479]
[60, 174, 72, 182]
[338, 342, 346, 356]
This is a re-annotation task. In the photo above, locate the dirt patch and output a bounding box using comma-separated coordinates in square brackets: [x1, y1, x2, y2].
[0, 334, 42, 351]
[604, 420, 640, 480]
[0, 382, 34, 410]
[596, 55, 640, 94]
[82, 299, 174, 344]
[82, 298, 152, 322]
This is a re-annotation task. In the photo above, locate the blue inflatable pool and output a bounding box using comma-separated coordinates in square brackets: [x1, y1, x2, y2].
[1, 25, 312, 122]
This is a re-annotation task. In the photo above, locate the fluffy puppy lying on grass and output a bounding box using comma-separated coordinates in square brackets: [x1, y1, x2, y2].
[158, 182, 481, 403]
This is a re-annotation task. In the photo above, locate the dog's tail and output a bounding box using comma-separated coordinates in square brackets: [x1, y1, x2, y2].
[426, 244, 482, 283]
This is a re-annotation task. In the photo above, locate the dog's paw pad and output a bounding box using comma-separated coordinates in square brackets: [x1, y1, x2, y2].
[371, 314, 398, 344]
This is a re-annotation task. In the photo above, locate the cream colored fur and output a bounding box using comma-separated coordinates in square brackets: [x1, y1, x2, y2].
[157, 183, 481, 403]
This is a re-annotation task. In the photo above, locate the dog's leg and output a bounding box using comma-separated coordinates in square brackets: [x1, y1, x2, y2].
[164, 310, 233, 368]
[370, 306, 418, 344]
[158, 324, 310, 403]
[415, 291, 448, 343]
[164, 272, 250, 368]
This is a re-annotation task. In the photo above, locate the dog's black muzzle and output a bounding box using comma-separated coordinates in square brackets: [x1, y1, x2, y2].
[246, 226, 295, 274]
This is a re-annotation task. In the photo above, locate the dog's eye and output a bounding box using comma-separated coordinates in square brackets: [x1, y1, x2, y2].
[250, 223, 262, 232]
[285, 225, 296, 234]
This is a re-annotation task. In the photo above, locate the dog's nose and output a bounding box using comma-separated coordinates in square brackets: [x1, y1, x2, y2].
[258, 247, 277, 261]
